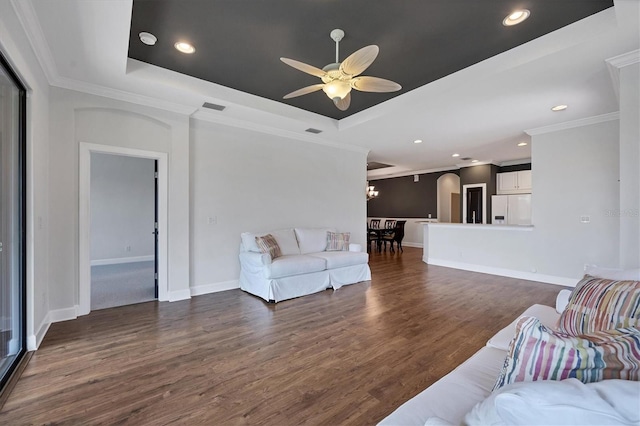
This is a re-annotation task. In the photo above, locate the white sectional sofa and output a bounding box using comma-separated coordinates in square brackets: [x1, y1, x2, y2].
[378, 303, 561, 425]
[379, 286, 640, 425]
[239, 227, 371, 302]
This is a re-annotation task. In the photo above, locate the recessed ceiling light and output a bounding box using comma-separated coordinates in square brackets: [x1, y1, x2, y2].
[518, 142, 528, 147]
[414, 139, 423, 144]
[471, 159, 479, 163]
[175, 41, 195, 54]
[139, 32, 157, 46]
[452, 153, 460, 157]
[551, 104, 568, 111]
[503, 9, 530, 26]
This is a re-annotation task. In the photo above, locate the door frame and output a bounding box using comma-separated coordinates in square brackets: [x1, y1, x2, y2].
[462, 183, 487, 224]
[78, 143, 169, 316]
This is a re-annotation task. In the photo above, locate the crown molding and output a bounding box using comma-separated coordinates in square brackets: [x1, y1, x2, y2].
[53, 75, 198, 116]
[525, 112, 620, 136]
[191, 110, 370, 155]
[605, 50, 639, 102]
[368, 165, 459, 180]
[498, 158, 532, 167]
[606, 49, 640, 69]
[10, 0, 57, 85]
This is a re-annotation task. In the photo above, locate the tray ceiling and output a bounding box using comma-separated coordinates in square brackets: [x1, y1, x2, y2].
[128, 0, 613, 120]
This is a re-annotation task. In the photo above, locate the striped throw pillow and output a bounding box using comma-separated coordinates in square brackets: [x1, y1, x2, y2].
[326, 232, 350, 251]
[558, 275, 640, 335]
[255, 234, 281, 259]
[494, 316, 640, 390]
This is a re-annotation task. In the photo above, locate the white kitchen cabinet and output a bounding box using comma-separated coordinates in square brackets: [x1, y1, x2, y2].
[497, 170, 531, 194]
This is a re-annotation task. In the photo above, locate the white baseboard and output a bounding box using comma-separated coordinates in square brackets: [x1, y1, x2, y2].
[27, 334, 38, 351]
[168, 289, 192, 302]
[402, 242, 424, 248]
[49, 306, 80, 323]
[91, 255, 154, 266]
[191, 280, 239, 297]
[31, 311, 51, 350]
[425, 257, 578, 287]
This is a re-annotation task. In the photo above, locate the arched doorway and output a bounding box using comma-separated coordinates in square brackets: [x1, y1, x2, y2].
[436, 173, 461, 223]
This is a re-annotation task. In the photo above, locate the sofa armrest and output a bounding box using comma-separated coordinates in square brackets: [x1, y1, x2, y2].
[349, 243, 362, 252]
[556, 289, 572, 313]
[239, 251, 272, 267]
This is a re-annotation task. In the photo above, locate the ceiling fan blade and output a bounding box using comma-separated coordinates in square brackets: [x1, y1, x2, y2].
[333, 92, 351, 111]
[339, 45, 379, 77]
[280, 58, 327, 78]
[351, 76, 402, 93]
[283, 84, 325, 99]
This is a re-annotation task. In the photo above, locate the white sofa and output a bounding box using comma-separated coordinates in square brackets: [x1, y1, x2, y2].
[379, 289, 640, 425]
[239, 227, 371, 303]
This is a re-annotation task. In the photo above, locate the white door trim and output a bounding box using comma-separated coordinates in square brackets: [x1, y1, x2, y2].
[462, 183, 487, 224]
[78, 142, 169, 316]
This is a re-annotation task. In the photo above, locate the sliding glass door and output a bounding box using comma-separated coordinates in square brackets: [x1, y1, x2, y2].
[0, 53, 26, 393]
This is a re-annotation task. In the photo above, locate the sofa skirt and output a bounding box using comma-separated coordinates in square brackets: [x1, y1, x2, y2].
[239, 264, 371, 302]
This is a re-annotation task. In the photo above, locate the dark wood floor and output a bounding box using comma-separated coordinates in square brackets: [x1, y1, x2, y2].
[1, 247, 563, 425]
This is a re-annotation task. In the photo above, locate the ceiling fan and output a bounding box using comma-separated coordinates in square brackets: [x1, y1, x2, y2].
[280, 29, 402, 111]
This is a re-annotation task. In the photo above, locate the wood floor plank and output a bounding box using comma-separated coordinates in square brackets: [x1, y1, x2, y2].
[0, 247, 563, 424]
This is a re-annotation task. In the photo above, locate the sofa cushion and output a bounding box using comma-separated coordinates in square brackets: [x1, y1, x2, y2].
[487, 304, 559, 351]
[264, 254, 326, 279]
[241, 228, 301, 255]
[494, 316, 640, 390]
[465, 379, 640, 426]
[326, 232, 350, 251]
[255, 234, 281, 259]
[294, 227, 336, 254]
[309, 251, 368, 269]
[558, 275, 640, 335]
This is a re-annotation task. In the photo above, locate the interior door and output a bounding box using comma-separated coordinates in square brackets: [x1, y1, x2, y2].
[153, 160, 158, 299]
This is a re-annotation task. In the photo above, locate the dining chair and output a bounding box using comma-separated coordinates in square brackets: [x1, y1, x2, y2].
[390, 220, 406, 253]
[381, 220, 397, 251]
[368, 219, 381, 251]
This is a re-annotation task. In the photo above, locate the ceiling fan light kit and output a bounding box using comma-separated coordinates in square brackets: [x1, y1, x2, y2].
[281, 29, 401, 111]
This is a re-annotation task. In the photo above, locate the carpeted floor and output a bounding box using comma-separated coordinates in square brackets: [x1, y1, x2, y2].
[91, 261, 156, 310]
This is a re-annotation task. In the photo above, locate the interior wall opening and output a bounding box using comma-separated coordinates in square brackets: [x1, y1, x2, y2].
[90, 153, 157, 310]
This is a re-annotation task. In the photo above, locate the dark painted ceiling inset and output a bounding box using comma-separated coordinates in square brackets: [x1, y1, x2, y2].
[128, 0, 613, 120]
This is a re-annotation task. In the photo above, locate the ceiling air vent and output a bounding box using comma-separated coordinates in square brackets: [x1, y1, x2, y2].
[305, 128, 322, 134]
[202, 102, 226, 111]
[461, 157, 472, 161]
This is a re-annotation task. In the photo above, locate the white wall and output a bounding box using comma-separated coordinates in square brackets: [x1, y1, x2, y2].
[531, 118, 620, 277]
[619, 61, 640, 268]
[0, 1, 51, 349]
[43, 87, 368, 316]
[190, 119, 368, 293]
[90, 153, 155, 263]
[48, 88, 191, 311]
[426, 118, 621, 285]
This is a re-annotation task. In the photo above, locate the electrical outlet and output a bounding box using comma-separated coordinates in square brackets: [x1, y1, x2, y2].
[125, 245, 131, 252]
[208, 216, 217, 225]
